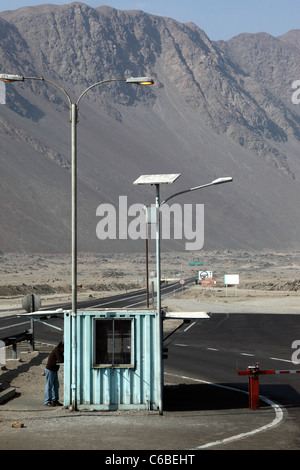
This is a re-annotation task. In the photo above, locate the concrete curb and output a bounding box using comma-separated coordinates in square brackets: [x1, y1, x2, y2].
[0, 387, 16, 404]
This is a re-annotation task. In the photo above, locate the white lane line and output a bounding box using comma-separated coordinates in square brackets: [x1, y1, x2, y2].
[0, 320, 30, 331]
[165, 372, 284, 450]
[270, 357, 294, 363]
[240, 353, 255, 356]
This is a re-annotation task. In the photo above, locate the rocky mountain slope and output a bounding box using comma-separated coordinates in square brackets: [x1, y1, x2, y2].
[1, 3, 300, 253]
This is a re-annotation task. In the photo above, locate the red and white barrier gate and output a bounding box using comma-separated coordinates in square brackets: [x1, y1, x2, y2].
[237, 363, 300, 410]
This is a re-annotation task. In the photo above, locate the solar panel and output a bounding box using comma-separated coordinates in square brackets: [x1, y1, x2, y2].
[133, 174, 181, 185]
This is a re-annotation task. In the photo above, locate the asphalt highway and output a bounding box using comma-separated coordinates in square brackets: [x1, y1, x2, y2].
[0, 278, 192, 344]
[163, 312, 300, 449]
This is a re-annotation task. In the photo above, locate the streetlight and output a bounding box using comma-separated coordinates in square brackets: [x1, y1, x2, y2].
[134, 173, 233, 415]
[133, 173, 180, 415]
[1, 73, 154, 411]
[0, 73, 154, 314]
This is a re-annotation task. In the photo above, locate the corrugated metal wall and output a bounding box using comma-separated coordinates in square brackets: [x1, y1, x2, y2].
[64, 310, 159, 410]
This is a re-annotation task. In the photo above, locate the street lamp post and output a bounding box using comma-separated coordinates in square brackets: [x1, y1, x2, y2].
[134, 174, 233, 415]
[0, 73, 153, 314]
[1, 73, 154, 410]
[134, 174, 180, 415]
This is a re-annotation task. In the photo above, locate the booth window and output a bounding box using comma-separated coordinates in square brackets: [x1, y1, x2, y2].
[93, 318, 133, 367]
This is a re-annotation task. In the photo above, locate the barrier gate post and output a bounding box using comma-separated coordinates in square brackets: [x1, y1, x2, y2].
[238, 362, 300, 410]
[247, 365, 260, 410]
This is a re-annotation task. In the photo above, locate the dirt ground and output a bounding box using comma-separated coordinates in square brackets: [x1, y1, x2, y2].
[0, 250, 299, 288]
[1, 249, 300, 309]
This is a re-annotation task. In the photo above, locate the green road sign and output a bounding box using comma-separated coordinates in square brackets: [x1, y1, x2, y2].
[188, 262, 203, 266]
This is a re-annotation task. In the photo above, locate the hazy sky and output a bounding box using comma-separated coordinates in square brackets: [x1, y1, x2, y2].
[0, 0, 299, 40]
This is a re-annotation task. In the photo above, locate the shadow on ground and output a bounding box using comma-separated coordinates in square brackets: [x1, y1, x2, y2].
[164, 383, 254, 411]
[164, 382, 300, 411]
[0, 353, 47, 391]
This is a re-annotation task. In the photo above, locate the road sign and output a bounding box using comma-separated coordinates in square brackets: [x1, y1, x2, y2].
[199, 270, 213, 279]
[201, 278, 216, 288]
[22, 294, 41, 313]
[189, 262, 203, 266]
[179, 279, 186, 285]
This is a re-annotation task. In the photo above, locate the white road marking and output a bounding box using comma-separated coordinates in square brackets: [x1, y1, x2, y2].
[165, 372, 284, 450]
[270, 357, 293, 363]
[0, 320, 30, 331]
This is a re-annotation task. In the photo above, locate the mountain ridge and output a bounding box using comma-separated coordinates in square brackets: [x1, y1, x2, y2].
[1, 3, 300, 253]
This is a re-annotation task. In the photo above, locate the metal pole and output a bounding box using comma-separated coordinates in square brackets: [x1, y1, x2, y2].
[71, 103, 77, 315]
[30, 294, 35, 351]
[146, 234, 149, 308]
[71, 103, 77, 411]
[155, 184, 163, 415]
[71, 312, 77, 411]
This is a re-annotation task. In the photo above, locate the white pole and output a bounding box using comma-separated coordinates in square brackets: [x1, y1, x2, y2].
[155, 184, 163, 415]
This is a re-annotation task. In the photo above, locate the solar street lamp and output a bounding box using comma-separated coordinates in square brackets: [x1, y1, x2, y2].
[134, 173, 232, 415]
[134, 173, 180, 415]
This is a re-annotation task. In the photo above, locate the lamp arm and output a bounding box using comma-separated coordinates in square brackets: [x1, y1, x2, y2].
[161, 182, 213, 206]
[76, 78, 126, 106]
[23, 76, 73, 109]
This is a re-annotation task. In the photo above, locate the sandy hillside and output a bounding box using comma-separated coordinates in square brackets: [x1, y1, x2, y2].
[0, 250, 299, 314]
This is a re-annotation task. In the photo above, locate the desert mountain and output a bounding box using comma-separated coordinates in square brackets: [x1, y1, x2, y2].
[0, 2, 300, 253]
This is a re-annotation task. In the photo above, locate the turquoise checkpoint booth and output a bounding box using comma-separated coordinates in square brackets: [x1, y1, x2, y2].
[64, 309, 160, 410]
[19, 308, 209, 412]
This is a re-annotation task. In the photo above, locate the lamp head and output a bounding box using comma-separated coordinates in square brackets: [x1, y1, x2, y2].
[0, 74, 24, 82]
[211, 177, 233, 185]
[126, 77, 154, 85]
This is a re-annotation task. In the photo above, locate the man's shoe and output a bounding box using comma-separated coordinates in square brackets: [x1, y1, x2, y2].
[53, 401, 63, 406]
[45, 402, 55, 407]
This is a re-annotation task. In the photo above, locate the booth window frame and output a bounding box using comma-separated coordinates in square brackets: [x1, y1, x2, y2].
[93, 317, 135, 368]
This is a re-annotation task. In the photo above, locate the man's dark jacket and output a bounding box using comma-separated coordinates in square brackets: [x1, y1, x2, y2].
[46, 346, 64, 372]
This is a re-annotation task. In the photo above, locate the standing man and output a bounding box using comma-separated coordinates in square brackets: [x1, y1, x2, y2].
[45, 341, 64, 407]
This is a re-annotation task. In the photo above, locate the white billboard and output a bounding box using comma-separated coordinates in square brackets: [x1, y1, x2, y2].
[224, 274, 239, 285]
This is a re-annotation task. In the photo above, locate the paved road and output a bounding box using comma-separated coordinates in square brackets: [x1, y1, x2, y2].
[164, 313, 300, 449]
[0, 279, 193, 345]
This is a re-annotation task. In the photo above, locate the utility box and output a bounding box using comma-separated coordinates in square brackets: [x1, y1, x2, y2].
[64, 310, 160, 410]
